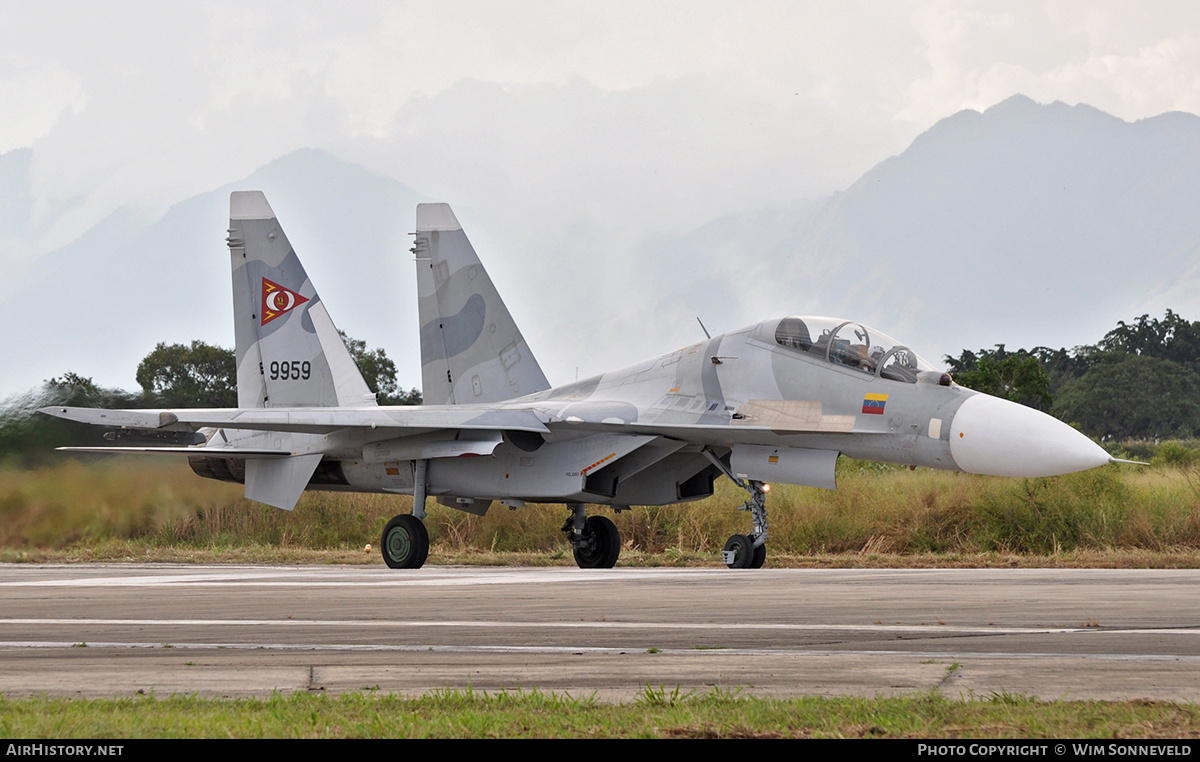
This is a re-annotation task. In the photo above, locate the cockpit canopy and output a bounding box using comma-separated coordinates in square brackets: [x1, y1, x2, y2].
[773, 316, 935, 383]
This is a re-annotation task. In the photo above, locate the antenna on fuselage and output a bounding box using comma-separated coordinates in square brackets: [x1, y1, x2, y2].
[696, 317, 711, 340]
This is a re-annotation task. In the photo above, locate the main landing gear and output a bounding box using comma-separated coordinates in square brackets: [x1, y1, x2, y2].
[703, 448, 769, 569]
[563, 503, 621, 568]
[381, 513, 429, 569]
[381, 458, 430, 569]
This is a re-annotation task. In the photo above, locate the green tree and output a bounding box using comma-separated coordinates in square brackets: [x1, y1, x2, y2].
[388, 386, 423, 406]
[0, 373, 145, 463]
[1099, 310, 1200, 373]
[1052, 354, 1200, 440]
[338, 331, 420, 405]
[136, 341, 237, 408]
[944, 345, 1052, 410]
[134, 335, 420, 408]
[46, 372, 107, 406]
[1028, 345, 1097, 392]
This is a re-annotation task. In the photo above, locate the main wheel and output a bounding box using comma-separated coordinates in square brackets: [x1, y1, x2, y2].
[381, 514, 429, 569]
[573, 515, 621, 569]
[723, 533, 754, 569]
[750, 540, 766, 569]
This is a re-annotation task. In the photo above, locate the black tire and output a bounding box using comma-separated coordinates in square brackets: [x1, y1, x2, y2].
[573, 515, 621, 569]
[381, 514, 429, 569]
[750, 540, 766, 569]
[723, 533, 754, 569]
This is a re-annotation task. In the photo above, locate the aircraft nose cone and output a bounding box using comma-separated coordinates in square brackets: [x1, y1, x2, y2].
[949, 393, 1110, 477]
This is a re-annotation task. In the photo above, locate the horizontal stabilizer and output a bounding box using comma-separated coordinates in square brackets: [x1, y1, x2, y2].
[244, 453, 324, 511]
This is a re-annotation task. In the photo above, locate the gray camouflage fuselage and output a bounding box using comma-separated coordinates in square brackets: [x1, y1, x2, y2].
[371, 321, 974, 509]
[182, 321, 974, 510]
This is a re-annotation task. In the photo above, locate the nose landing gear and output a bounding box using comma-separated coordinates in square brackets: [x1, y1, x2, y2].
[703, 448, 769, 569]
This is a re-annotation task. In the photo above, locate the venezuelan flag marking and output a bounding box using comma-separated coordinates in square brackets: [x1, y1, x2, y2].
[862, 393, 888, 415]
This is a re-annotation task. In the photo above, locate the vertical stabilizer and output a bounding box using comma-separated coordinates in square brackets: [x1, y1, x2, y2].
[413, 204, 550, 405]
[228, 191, 376, 408]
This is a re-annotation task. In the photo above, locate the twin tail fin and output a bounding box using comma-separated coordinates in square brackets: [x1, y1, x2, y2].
[413, 204, 550, 405]
[228, 191, 375, 409]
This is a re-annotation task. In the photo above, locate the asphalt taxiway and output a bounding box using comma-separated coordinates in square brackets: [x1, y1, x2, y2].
[1, 564, 1198, 700]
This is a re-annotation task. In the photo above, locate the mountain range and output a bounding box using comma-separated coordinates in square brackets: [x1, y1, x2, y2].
[3, 94, 1199, 397]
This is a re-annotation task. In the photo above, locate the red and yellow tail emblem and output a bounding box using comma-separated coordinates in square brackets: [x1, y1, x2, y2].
[261, 278, 309, 326]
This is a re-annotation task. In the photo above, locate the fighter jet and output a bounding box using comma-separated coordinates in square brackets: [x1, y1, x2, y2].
[42, 191, 1115, 570]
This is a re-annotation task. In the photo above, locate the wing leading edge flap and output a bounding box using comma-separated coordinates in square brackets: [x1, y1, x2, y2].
[244, 453, 324, 511]
[57, 446, 290, 457]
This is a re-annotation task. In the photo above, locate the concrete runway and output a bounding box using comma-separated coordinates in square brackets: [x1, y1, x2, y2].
[1, 563, 1199, 701]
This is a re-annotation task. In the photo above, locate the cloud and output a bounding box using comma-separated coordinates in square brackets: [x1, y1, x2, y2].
[900, 1, 1200, 125]
[3, 0, 1200, 311]
[0, 3, 926, 245]
[0, 63, 85, 156]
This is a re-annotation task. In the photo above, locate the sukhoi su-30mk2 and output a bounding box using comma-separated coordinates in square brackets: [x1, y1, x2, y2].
[43, 192, 1114, 569]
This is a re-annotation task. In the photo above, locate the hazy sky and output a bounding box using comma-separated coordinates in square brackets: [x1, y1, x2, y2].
[8, 2, 1200, 251]
[6, 1, 1200, 390]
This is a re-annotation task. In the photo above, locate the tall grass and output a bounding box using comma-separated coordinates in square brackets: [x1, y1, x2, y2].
[3, 453, 1200, 561]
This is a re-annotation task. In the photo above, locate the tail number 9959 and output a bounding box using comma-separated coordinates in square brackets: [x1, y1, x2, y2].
[269, 360, 312, 380]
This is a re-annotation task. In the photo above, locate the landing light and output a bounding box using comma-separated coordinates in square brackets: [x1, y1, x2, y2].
[762, 483, 771, 493]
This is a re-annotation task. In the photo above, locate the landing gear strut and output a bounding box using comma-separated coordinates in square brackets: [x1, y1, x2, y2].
[703, 448, 769, 569]
[563, 503, 621, 569]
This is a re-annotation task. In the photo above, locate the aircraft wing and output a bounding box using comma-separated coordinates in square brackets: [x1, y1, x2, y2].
[41, 397, 886, 444]
[39, 405, 551, 435]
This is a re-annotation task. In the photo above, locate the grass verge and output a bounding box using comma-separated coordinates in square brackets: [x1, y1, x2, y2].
[4, 455, 1200, 567]
[0, 688, 1198, 738]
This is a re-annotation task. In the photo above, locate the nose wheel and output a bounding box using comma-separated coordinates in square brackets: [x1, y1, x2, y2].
[749, 538, 766, 568]
[725, 534, 767, 569]
[703, 448, 770, 569]
[723, 534, 753, 568]
[721, 486, 769, 569]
